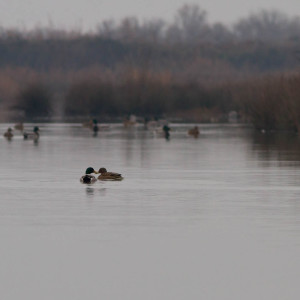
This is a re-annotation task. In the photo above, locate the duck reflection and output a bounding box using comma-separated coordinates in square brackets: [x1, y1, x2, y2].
[92, 119, 99, 137]
[85, 187, 107, 197]
[85, 187, 95, 196]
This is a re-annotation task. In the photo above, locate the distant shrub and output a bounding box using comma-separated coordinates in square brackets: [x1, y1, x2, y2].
[14, 83, 52, 119]
[235, 74, 300, 132]
[64, 80, 118, 116]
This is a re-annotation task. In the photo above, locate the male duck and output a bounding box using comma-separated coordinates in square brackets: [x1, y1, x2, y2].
[24, 126, 40, 141]
[80, 167, 98, 184]
[97, 167, 123, 181]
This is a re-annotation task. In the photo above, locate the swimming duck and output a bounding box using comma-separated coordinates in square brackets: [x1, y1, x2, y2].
[14, 123, 24, 131]
[82, 120, 93, 129]
[24, 126, 39, 141]
[80, 167, 99, 184]
[97, 167, 123, 181]
[4, 127, 13, 139]
[163, 124, 171, 140]
[188, 126, 200, 138]
[123, 114, 137, 128]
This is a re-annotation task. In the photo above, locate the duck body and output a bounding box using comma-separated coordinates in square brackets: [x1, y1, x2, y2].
[97, 167, 123, 181]
[14, 123, 24, 131]
[163, 124, 171, 140]
[123, 114, 137, 128]
[80, 174, 97, 184]
[188, 126, 200, 138]
[23, 132, 39, 141]
[80, 167, 98, 184]
[82, 120, 93, 129]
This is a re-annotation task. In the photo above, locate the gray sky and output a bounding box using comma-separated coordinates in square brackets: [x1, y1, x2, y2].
[0, 0, 299, 31]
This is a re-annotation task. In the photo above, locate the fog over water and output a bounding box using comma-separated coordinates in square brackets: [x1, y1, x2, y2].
[1, 123, 300, 299]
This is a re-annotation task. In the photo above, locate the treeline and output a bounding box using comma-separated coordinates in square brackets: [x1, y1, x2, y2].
[1, 32, 296, 72]
[0, 5, 299, 72]
[5, 67, 300, 133]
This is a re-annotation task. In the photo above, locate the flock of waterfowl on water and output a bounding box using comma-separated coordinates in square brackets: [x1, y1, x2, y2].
[3, 117, 200, 185]
[82, 115, 200, 140]
[3, 123, 40, 142]
[3, 115, 200, 142]
[79, 117, 199, 184]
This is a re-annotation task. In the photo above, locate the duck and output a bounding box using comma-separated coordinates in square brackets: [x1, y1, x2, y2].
[92, 119, 99, 136]
[24, 126, 39, 142]
[14, 123, 24, 131]
[163, 124, 171, 140]
[188, 126, 200, 138]
[82, 120, 93, 129]
[123, 114, 137, 128]
[80, 167, 99, 184]
[97, 167, 123, 181]
[4, 127, 13, 139]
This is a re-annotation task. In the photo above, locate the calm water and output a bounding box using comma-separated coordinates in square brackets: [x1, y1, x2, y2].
[1, 123, 300, 299]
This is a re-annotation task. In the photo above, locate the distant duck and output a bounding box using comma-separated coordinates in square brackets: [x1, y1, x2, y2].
[82, 120, 93, 129]
[23, 126, 39, 141]
[97, 167, 123, 181]
[92, 119, 99, 135]
[163, 124, 171, 140]
[188, 126, 200, 138]
[4, 127, 13, 139]
[14, 123, 24, 131]
[146, 120, 159, 130]
[123, 114, 137, 128]
[80, 167, 99, 184]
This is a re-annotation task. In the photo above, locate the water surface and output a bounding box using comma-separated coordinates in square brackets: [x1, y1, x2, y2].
[0, 123, 300, 299]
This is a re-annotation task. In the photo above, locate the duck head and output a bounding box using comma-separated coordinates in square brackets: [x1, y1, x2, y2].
[85, 167, 98, 174]
[98, 167, 107, 174]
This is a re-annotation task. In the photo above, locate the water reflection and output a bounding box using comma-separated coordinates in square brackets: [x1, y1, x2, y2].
[99, 188, 107, 196]
[85, 187, 95, 197]
[85, 187, 107, 197]
[1, 123, 300, 300]
[250, 132, 300, 165]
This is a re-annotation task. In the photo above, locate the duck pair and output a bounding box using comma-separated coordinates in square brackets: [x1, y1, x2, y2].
[80, 167, 123, 184]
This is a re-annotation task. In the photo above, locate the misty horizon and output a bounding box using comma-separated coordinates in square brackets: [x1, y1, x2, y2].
[0, 2, 299, 33]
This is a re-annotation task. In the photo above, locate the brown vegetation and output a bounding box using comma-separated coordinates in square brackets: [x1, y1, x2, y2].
[232, 73, 300, 132]
[0, 5, 299, 126]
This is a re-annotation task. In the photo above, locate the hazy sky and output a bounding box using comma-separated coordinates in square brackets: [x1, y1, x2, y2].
[0, 0, 299, 31]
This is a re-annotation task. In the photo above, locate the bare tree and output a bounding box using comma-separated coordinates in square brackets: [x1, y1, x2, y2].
[208, 23, 233, 44]
[168, 4, 209, 43]
[117, 17, 140, 42]
[139, 19, 165, 44]
[233, 10, 289, 42]
[97, 19, 117, 39]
